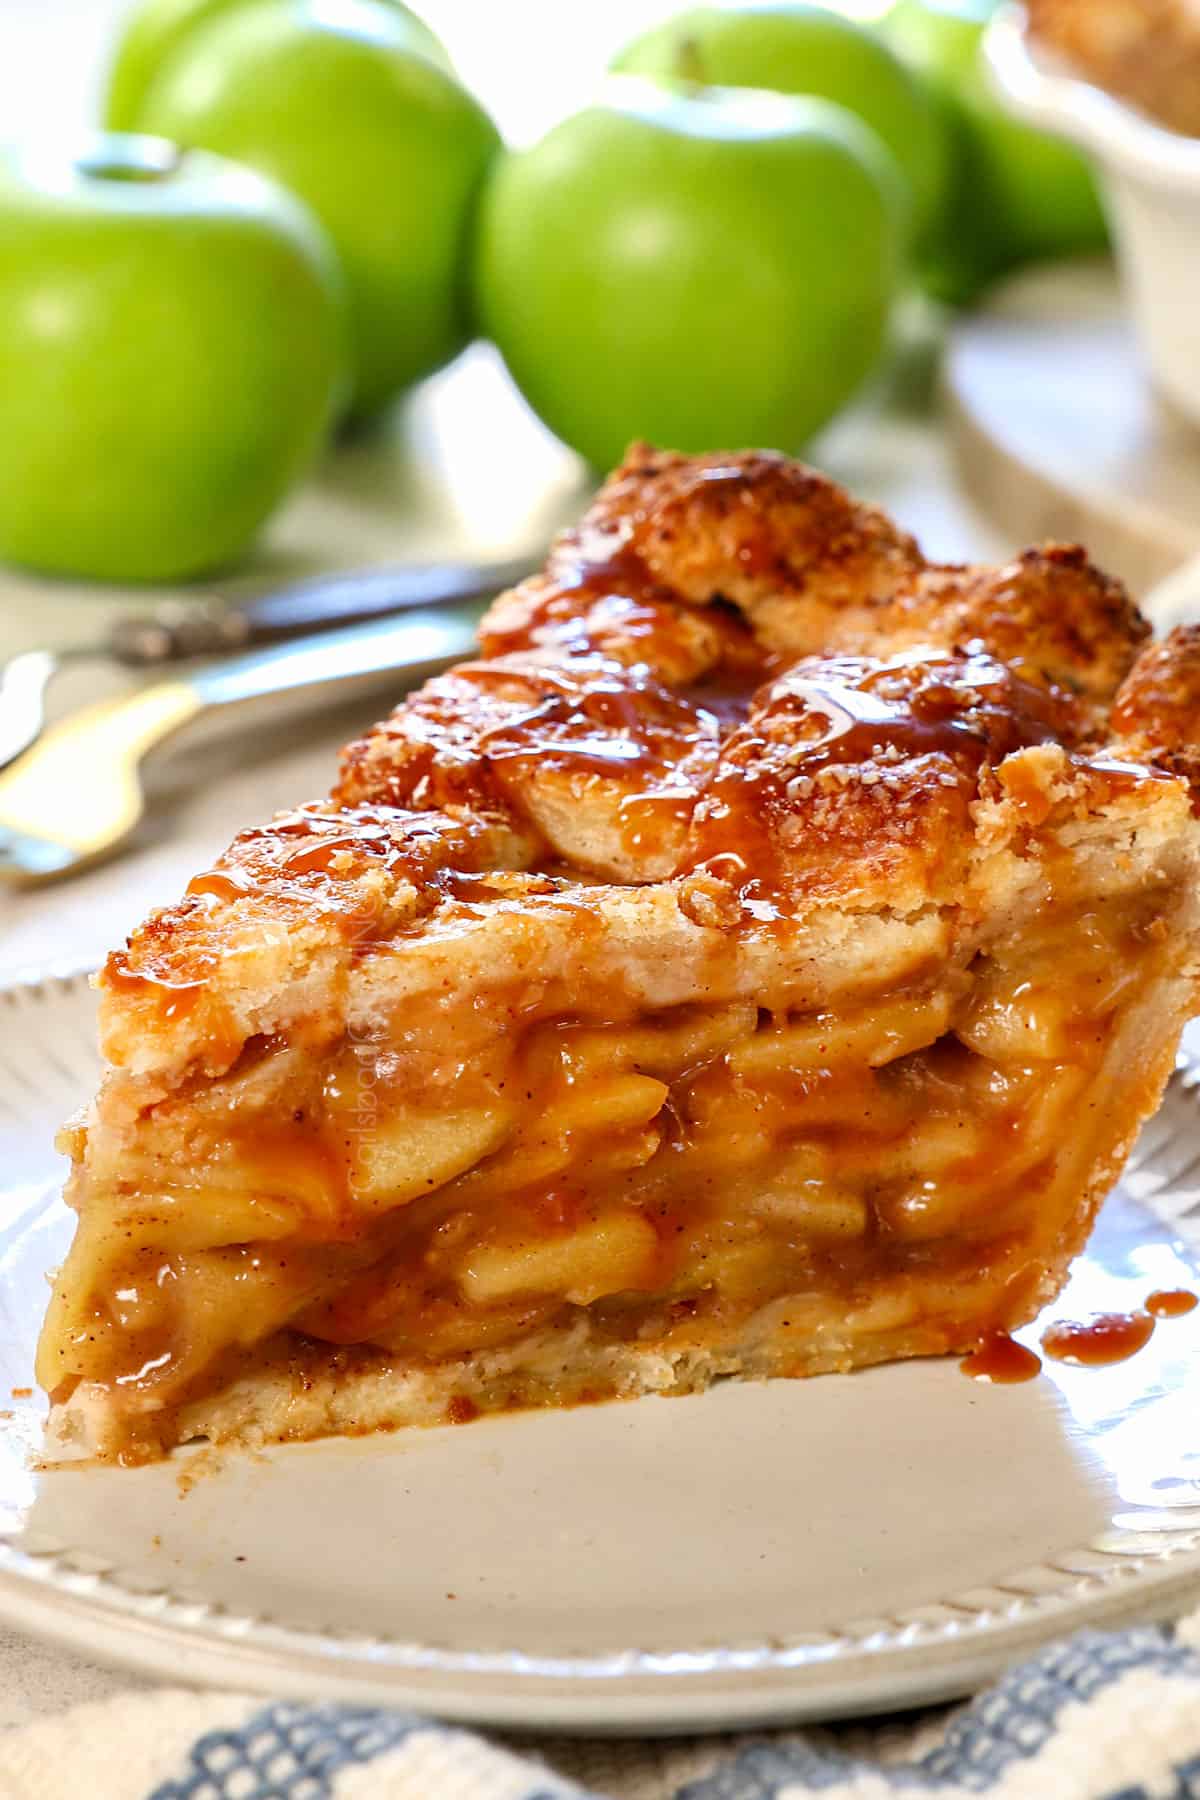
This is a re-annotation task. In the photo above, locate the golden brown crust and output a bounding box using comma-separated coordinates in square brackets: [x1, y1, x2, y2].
[1027, 0, 1200, 136]
[334, 655, 727, 882]
[100, 803, 541, 1079]
[899, 546, 1149, 702]
[333, 457, 1150, 913]
[1112, 624, 1200, 787]
[679, 646, 1088, 911]
[589, 444, 922, 618]
[104, 447, 1172, 1046]
[48, 447, 1200, 1463]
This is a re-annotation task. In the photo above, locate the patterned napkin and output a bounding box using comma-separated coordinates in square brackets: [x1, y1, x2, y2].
[5, 1613, 1200, 1799]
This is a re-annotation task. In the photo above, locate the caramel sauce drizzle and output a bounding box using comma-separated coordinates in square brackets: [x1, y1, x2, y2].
[960, 1331, 1042, 1384]
[105, 951, 203, 1000]
[774, 652, 1071, 780]
[1145, 1288, 1198, 1318]
[682, 651, 1065, 905]
[181, 806, 466, 903]
[963, 1294, 1190, 1385]
[1041, 1310, 1155, 1366]
[186, 867, 259, 905]
[452, 658, 740, 787]
[110, 807, 474, 1007]
[559, 544, 652, 595]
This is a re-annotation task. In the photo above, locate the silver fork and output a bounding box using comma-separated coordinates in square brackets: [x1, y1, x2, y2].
[0, 555, 532, 771]
[0, 600, 490, 884]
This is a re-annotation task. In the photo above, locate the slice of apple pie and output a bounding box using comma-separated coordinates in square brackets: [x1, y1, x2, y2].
[39, 447, 1200, 1464]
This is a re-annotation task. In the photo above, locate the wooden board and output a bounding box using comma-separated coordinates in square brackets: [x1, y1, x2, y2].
[945, 261, 1200, 599]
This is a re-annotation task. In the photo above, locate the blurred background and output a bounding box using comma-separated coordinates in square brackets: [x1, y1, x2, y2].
[1, 1, 866, 142]
[0, 0, 1126, 589]
[0, 1, 898, 145]
[0, 0, 1197, 968]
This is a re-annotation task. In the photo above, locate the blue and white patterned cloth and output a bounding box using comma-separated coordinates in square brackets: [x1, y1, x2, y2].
[6, 1615, 1200, 1799]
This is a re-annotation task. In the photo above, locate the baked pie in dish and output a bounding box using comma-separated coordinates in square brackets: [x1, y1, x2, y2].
[1025, 0, 1200, 136]
[38, 447, 1200, 1464]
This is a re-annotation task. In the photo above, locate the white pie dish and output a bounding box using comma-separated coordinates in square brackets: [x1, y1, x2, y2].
[985, 5, 1200, 431]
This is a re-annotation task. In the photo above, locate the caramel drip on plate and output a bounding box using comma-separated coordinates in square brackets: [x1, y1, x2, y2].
[1145, 1288, 1198, 1319]
[1041, 1311, 1155, 1366]
[960, 1331, 1042, 1383]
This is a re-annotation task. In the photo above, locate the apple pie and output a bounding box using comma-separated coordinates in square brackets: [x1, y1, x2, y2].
[38, 446, 1200, 1464]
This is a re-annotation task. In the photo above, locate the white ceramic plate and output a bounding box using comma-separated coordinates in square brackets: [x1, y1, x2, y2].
[3, 970, 1200, 1732]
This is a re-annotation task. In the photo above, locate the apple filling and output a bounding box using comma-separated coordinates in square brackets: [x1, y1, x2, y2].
[38, 900, 1158, 1448]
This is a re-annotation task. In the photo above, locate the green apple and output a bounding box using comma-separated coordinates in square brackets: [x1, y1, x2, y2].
[105, 0, 450, 134]
[882, 0, 1108, 302]
[474, 81, 905, 472]
[0, 134, 345, 583]
[613, 1, 947, 242]
[126, 0, 500, 417]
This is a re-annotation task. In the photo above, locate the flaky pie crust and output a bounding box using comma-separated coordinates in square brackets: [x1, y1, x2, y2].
[38, 446, 1200, 1463]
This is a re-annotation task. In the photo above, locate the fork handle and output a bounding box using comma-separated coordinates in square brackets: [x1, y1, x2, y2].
[0, 682, 201, 874]
[105, 557, 532, 665]
[0, 605, 482, 885]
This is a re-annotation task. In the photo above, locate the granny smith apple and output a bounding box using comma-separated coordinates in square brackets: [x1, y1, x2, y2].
[474, 81, 905, 472]
[105, 0, 450, 134]
[613, 1, 946, 243]
[883, 0, 1108, 302]
[0, 134, 345, 583]
[127, 0, 500, 418]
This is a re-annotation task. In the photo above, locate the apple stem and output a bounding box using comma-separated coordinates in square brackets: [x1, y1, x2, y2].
[674, 36, 709, 88]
